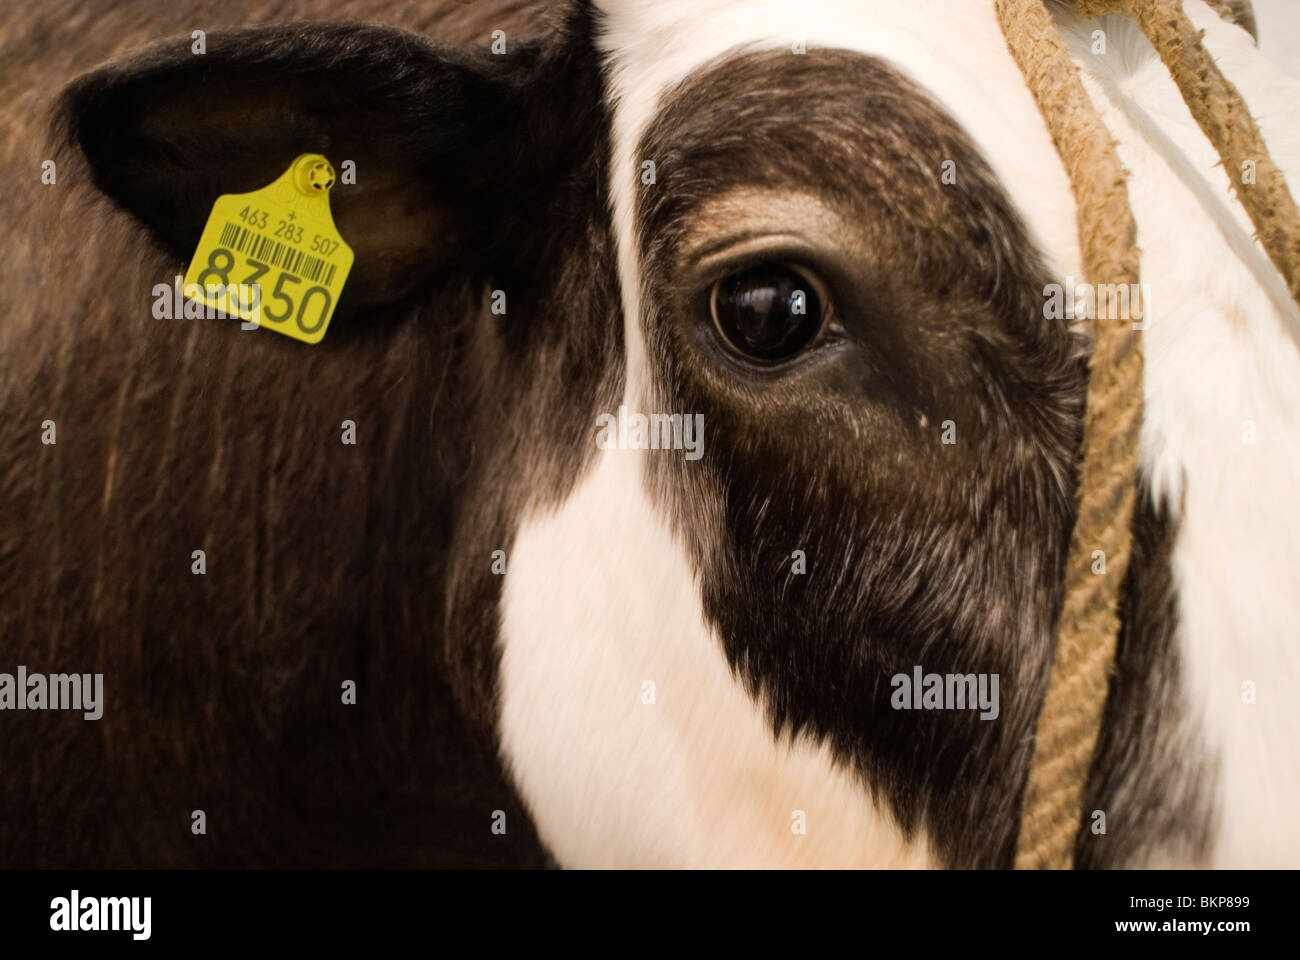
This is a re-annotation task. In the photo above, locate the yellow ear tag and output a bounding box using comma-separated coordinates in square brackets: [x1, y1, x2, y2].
[182, 154, 353, 344]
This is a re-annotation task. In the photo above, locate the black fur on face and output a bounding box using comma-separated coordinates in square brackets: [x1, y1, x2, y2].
[634, 48, 1088, 867]
[1076, 491, 1217, 867]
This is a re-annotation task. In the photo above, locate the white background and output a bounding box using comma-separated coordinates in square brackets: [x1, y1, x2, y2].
[1253, 0, 1299, 79]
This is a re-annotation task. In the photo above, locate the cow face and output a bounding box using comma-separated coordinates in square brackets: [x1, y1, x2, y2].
[64, 0, 1087, 868]
[60, 0, 1233, 868]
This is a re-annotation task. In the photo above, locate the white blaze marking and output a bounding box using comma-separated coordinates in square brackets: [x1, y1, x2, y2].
[499, 449, 931, 867]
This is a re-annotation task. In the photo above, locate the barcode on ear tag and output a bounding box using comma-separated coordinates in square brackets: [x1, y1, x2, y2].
[182, 153, 353, 344]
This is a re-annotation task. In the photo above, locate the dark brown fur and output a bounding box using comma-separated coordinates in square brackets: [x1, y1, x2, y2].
[0, 0, 605, 868]
[1076, 489, 1218, 867]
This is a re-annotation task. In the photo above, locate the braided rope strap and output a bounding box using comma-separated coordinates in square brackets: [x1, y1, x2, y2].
[1000, 0, 1300, 868]
[1102, 0, 1300, 304]
[995, 0, 1143, 870]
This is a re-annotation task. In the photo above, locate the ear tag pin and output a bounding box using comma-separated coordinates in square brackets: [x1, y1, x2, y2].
[182, 153, 354, 344]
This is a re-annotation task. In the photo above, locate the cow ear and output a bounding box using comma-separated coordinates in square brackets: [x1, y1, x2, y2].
[62, 23, 537, 312]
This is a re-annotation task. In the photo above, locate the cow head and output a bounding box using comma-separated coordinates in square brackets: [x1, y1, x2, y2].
[63, 0, 1098, 867]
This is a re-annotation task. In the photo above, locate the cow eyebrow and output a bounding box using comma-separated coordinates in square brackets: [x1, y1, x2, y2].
[686, 228, 776, 263]
[671, 191, 856, 275]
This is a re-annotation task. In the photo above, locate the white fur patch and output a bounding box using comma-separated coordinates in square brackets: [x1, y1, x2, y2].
[499, 448, 932, 867]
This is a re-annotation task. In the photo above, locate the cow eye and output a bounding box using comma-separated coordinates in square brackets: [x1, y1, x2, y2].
[709, 263, 826, 362]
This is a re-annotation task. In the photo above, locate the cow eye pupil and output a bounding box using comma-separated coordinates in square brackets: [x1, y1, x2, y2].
[710, 264, 824, 362]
